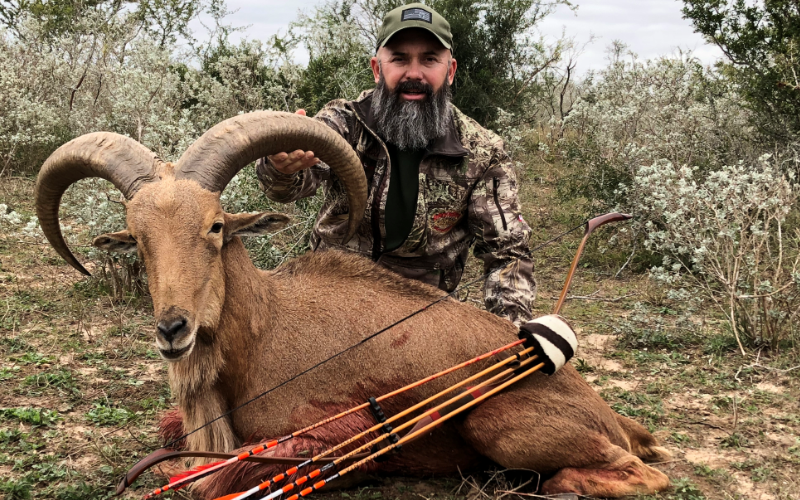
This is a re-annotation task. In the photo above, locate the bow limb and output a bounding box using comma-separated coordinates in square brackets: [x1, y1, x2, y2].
[116, 448, 369, 496]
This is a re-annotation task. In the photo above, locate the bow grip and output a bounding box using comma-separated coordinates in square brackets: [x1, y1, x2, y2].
[518, 315, 577, 375]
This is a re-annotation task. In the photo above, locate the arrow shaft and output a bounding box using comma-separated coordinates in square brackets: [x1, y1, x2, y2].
[304, 346, 536, 465]
[229, 352, 540, 500]
[341, 361, 546, 475]
[283, 361, 547, 500]
[148, 338, 526, 496]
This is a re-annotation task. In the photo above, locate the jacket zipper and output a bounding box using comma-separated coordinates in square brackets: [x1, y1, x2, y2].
[351, 108, 391, 261]
[493, 177, 508, 231]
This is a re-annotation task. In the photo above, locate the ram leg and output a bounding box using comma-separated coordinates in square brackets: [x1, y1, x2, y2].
[541, 451, 670, 497]
[456, 367, 670, 497]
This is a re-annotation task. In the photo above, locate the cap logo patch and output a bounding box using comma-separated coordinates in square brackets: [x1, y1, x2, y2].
[402, 8, 432, 23]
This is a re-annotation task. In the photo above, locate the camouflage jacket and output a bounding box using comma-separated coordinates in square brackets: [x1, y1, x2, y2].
[257, 90, 535, 326]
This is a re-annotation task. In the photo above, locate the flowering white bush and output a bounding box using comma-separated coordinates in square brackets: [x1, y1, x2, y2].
[633, 156, 800, 352]
[0, 26, 68, 175]
[560, 46, 752, 209]
[0, 205, 23, 226]
[0, 7, 312, 296]
[0, 203, 43, 241]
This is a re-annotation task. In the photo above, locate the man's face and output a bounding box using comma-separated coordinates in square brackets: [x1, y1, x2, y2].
[370, 29, 457, 99]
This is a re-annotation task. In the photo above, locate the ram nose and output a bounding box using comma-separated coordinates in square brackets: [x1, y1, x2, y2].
[157, 317, 187, 342]
[155, 307, 194, 360]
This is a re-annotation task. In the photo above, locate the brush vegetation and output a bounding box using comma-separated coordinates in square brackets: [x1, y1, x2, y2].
[1, 0, 800, 498]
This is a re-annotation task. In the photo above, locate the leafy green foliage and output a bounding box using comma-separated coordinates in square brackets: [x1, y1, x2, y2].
[9, 351, 54, 366]
[52, 482, 114, 500]
[606, 389, 665, 431]
[0, 0, 110, 39]
[430, 0, 569, 127]
[0, 367, 20, 381]
[0, 428, 23, 445]
[634, 158, 800, 352]
[665, 477, 706, 500]
[574, 357, 594, 373]
[22, 369, 80, 396]
[720, 431, 749, 449]
[85, 401, 137, 426]
[293, 1, 374, 114]
[0, 477, 31, 500]
[0, 408, 61, 427]
[0, 0, 200, 45]
[559, 48, 751, 211]
[615, 303, 701, 350]
[683, 0, 800, 144]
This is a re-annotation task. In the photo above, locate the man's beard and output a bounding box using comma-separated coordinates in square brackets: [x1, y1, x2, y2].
[371, 74, 452, 150]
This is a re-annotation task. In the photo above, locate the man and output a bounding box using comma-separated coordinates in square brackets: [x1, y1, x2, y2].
[257, 3, 535, 326]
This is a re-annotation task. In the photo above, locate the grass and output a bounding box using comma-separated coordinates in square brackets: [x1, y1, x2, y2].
[2, 159, 800, 500]
[22, 369, 81, 397]
[85, 401, 138, 426]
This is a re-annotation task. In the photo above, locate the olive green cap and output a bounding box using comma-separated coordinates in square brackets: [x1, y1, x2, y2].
[376, 3, 452, 52]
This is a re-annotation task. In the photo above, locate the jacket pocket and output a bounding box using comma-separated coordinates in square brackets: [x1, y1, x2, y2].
[424, 174, 473, 208]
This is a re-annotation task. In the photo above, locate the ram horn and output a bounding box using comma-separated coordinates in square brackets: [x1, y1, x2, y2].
[35, 133, 162, 276]
[176, 111, 367, 243]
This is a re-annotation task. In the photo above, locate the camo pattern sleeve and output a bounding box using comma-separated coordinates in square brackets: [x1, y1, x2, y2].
[256, 100, 354, 203]
[468, 139, 536, 327]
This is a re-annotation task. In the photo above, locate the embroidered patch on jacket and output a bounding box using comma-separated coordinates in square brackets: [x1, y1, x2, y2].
[431, 211, 462, 233]
[402, 8, 432, 23]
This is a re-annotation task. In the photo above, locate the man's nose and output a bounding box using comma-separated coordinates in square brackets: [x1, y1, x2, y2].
[405, 59, 424, 80]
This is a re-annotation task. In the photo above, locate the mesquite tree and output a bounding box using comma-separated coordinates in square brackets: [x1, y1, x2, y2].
[682, 0, 800, 145]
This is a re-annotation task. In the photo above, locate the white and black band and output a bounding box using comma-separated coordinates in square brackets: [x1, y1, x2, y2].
[518, 315, 578, 375]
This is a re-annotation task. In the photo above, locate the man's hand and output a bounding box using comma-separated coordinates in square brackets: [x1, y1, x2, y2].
[269, 109, 320, 174]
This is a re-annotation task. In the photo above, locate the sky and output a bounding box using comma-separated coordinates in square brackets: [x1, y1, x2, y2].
[194, 0, 725, 76]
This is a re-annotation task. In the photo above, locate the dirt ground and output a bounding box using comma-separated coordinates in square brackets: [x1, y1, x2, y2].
[2, 173, 799, 500]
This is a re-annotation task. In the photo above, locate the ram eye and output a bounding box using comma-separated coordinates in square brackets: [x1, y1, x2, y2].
[209, 222, 224, 234]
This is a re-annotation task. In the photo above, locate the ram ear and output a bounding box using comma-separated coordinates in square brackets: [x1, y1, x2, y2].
[92, 230, 137, 254]
[224, 212, 290, 241]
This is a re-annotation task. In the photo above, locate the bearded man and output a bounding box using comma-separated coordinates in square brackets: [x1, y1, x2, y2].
[257, 3, 535, 326]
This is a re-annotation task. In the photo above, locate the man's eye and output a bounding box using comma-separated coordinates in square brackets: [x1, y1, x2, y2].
[209, 222, 223, 234]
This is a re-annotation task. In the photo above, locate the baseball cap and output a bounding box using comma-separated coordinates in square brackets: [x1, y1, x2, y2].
[375, 3, 453, 52]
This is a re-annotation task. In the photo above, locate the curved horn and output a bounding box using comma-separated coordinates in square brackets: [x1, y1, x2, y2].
[176, 111, 367, 243]
[35, 133, 162, 276]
